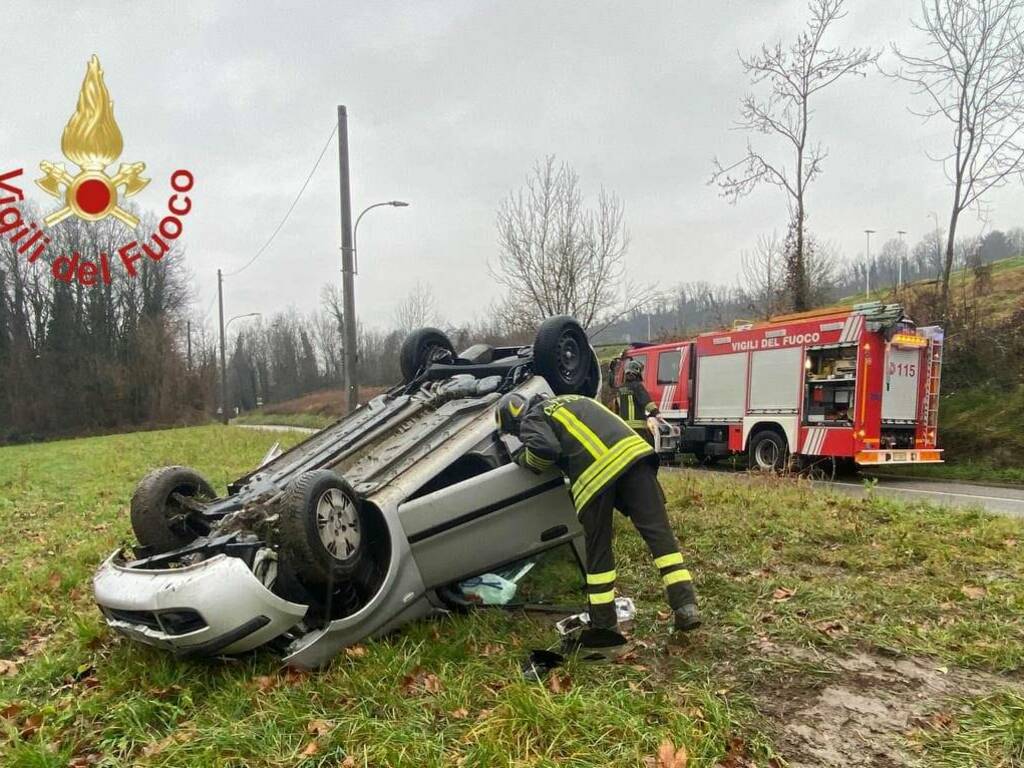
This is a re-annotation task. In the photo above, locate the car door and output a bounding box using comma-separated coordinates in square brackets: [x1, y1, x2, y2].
[398, 462, 581, 589]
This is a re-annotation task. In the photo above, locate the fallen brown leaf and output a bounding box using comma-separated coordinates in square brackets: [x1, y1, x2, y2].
[345, 644, 367, 659]
[300, 740, 320, 757]
[283, 667, 309, 685]
[771, 587, 795, 602]
[479, 643, 503, 657]
[47, 572, 61, 590]
[254, 675, 277, 693]
[306, 719, 332, 737]
[1, 702, 23, 719]
[813, 619, 848, 638]
[0, 659, 19, 677]
[654, 737, 688, 768]
[400, 667, 444, 696]
[67, 754, 102, 767]
[449, 707, 470, 719]
[656, 610, 672, 621]
[961, 585, 986, 600]
[19, 712, 43, 739]
[141, 734, 177, 758]
[547, 670, 572, 694]
[340, 756, 358, 768]
[475, 707, 494, 721]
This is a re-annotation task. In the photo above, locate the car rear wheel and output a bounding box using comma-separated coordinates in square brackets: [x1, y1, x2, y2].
[533, 316, 596, 395]
[748, 430, 788, 473]
[276, 470, 366, 586]
[400, 327, 455, 382]
[130, 466, 216, 553]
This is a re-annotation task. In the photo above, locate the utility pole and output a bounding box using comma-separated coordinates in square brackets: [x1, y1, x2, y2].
[187, 320, 192, 370]
[864, 229, 876, 298]
[337, 105, 358, 414]
[218, 268, 228, 425]
[896, 230, 907, 289]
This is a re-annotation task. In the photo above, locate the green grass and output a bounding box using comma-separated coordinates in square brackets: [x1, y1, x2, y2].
[2, 427, 1024, 766]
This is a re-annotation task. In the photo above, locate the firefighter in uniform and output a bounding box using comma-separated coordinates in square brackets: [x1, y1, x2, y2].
[613, 358, 660, 446]
[496, 391, 701, 649]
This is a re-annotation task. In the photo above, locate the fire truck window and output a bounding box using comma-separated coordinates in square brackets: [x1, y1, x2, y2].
[657, 350, 681, 385]
[804, 346, 857, 425]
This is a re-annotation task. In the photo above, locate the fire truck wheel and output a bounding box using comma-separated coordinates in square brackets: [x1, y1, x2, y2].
[748, 430, 788, 473]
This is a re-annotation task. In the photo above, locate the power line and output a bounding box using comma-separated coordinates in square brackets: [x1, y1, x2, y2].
[223, 121, 339, 277]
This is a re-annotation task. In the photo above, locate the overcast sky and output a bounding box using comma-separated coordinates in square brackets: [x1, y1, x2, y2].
[5, 1, 1023, 330]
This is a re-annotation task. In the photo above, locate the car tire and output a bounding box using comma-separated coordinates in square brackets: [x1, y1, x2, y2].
[276, 470, 366, 586]
[400, 327, 455, 382]
[533, 316, 593, 395]
[748, 430, 789, 472]
[130, 466, 216, 553]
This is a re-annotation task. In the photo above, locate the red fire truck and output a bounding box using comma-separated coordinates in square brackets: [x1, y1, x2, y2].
[611, 302, 944, 474]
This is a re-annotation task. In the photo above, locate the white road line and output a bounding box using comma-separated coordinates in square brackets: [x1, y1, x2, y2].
[830, 481, 1022, 505]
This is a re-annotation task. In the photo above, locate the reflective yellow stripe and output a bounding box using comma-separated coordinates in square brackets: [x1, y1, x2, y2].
[572, 434, 648, 500]
[662, 569, 692, 586]
[654, 552, 684, 569]
[525, 449, 554, 469]
[588, 589, 615, 604]
[586, 570, 616, 585]
[573, 438, 652, 510]
[626, 394, 635, 423]
[550, 407, 607, 459]
[574, 441, 652, 511]
[625, 420, 646, 428]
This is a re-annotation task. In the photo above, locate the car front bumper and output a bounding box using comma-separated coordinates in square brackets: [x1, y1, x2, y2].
[93, 552, 308, 655]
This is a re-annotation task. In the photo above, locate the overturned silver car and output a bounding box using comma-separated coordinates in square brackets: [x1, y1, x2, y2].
[93, 316, 600, 668]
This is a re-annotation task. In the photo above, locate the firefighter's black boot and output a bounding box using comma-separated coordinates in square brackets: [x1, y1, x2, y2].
[673, 603, 702, 632]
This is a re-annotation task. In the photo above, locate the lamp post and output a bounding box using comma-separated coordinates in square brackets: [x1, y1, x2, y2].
[220, 312, 261, 424]
[864, 229, 876, 298]
[353, 200, 410, 274]
[340, 199, 409, 414]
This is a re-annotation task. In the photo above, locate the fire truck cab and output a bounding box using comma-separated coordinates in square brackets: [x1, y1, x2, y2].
[611, 302, 944, 473]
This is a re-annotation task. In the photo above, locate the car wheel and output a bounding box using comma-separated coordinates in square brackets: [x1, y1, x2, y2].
[533, 316, 592, 395]
[748, 430, 788, 473]
[130, 466, 216, 553]
[578, 352, 602, 398]
[277, 470, 365, 586]
[400, 327, 455, 382]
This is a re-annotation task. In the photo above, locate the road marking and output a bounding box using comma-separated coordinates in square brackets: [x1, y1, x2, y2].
[829, 481, 1023, 505]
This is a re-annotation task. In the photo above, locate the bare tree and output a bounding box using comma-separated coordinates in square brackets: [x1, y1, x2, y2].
[711, 0, 877, 311]
[890, 0, 1024, 313]
[393, 281, 440, 331]
[491, 156, 638, 331]
[740, 232, 784, 319]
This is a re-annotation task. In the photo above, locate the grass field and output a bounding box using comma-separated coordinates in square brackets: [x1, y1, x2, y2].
[2, 426, 1023, 766]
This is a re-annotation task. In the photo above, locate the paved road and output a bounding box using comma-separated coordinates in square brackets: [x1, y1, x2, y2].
[671, 466, 1024, 518]
[233, 423, 320, 435]
[829, 475, 1024, 518]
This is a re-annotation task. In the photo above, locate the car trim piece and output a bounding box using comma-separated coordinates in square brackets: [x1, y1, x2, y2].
[407, 477, 565, 544]
[179, 615, 271, 657]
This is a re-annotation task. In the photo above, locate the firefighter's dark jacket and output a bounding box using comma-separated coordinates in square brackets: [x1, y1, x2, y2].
[516, 395, 655, 513]
[614, 379, 659, 429]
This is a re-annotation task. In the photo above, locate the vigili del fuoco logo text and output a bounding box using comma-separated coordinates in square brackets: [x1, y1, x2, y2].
[0, 55, 195, 286]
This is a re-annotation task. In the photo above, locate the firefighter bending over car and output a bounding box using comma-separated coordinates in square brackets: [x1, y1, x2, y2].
[613, 358, 660, 446]
[496, 391, 700, 651]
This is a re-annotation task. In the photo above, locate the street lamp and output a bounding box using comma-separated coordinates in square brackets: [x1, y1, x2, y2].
[864, 229, 876, 298]
[353, 200, 409, 275]
[220, 312, 261, 424]
[339, 199, 409, 417]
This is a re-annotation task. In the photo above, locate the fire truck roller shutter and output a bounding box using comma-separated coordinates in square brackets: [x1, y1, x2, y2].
[695, 352, 746, 421]
[748, 347, 802, 413]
